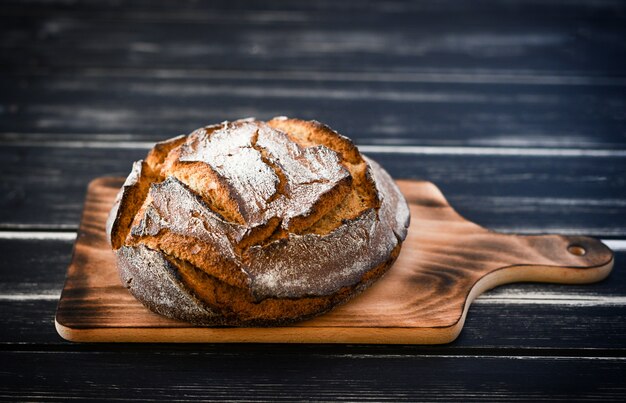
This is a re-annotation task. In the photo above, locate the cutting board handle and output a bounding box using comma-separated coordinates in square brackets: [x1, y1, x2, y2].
[399, 178, 614, 289]
[488, 234, 614, 285]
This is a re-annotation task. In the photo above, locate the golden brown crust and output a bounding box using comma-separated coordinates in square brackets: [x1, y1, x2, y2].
[106, 160, 151, 249]
[107, 117, 410, 326]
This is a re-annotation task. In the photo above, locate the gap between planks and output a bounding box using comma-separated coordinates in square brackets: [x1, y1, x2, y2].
[1, 140, 626, 158]
[4, 292, 626, 306]
[0, 349, 624, 361]
[13, 68, 626, 87]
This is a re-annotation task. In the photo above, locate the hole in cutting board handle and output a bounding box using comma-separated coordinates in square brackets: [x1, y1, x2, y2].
[567, 244, 587, 256]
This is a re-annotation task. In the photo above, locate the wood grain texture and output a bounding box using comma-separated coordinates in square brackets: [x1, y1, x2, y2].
[55, 177, 614, 344]
[2, 74, 626, 148]
[2, 0, 625, 75]
[1, 351, 625, 401]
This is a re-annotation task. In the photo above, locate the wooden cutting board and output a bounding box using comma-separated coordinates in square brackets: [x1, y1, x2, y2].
[55, 177, 614, 344]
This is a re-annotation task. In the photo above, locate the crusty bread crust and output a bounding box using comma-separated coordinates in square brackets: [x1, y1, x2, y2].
[118, 242, 402, 326]
[108, 118, 410, 326]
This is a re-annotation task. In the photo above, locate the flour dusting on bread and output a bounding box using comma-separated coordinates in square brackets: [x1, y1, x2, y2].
[108, 117, 410, 326]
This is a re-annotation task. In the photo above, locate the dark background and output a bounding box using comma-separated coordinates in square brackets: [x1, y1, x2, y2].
[1, 0, 625, 400]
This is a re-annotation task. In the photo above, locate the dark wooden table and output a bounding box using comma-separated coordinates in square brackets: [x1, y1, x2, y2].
[1, 0, 625, 400]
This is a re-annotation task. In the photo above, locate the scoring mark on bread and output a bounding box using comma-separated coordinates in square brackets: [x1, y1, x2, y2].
[115, 119, 395, 260]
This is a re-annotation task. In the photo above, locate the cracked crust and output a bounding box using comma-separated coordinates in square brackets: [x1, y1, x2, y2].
[107, 118, 410, 326]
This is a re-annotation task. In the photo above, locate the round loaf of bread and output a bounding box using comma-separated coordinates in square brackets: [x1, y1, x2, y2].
[106, 117, 410, 326]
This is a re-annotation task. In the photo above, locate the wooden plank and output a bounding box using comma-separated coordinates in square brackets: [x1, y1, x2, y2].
[6, 300, 626, 349]
[0, 146, 144, 229]
[0, 351, 624, 401]
[1, 1, 625, 74]
[1, 145, 624, 235]
[0, 238, 624, 347]
[0, 237, 71, 297]
[3, 0, 625, 15]
[1, 75, 626, 148]
[0, 237, 72, 344]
